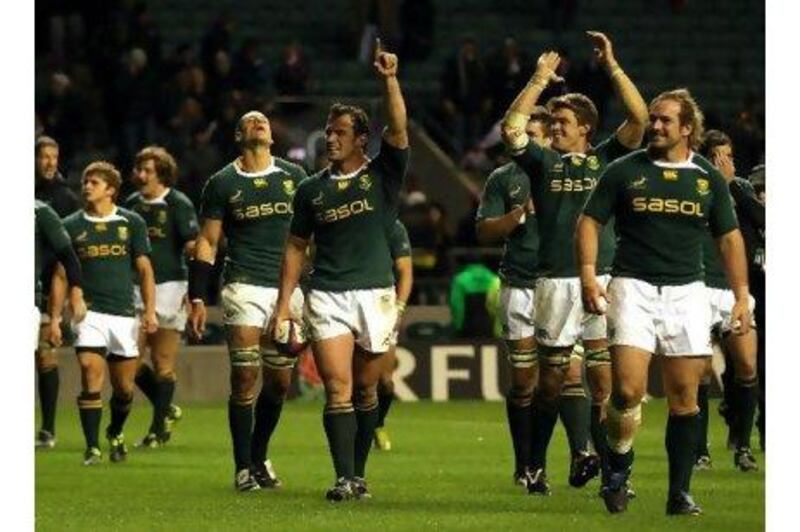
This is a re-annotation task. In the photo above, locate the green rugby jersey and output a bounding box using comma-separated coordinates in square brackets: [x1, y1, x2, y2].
[584, 150, 738, 286]
[62, 207, 151, 317]
[476, 161, 539, 288]
[35, 200, 73, 307]
[512, 136, 630, 278]
[290, 140, 409, 291]
[124, 188, 199, 284]
[702, 232, 728, 289]
[389, 219, 411, 260]
[200, 157, 307, 288]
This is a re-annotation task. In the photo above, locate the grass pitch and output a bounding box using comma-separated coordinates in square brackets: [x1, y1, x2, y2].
[36, 399, 764, 531]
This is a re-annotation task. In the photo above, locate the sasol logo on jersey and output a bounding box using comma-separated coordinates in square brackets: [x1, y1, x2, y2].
[148, 226, 167, 239]
[631, 197, 704, 217]
[316, 198, 375, 223]
[79, 244, 128, 258]
[232, 202, 293, 220]
[550, 177, 597, 193]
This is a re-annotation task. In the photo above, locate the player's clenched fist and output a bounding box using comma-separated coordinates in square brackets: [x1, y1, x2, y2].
[373, 38, 398, 77]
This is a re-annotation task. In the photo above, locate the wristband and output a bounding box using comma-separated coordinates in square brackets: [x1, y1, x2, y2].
[188, 260, 213, 303]
[609, 66, 624, 80]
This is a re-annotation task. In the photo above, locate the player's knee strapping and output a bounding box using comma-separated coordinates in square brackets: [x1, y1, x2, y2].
[538, 346, 571, 368]
[325, 401, 355, 415]
[736, 375, 758, 389]
[584, 347, 611, 368]
[230, 392, 256, 407]
[260, 347, 296, 370]
[508, 387, 533, 408]
[77, 391, 102, 410]
[561, 382, 587, 399]
[507, 344, 538, 369]
[354, 389, 379, 411]
[229, 345, 261, 367]
[606, 400, 642, 454]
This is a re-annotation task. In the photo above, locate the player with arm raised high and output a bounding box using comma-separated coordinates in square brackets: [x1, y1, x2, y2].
[188, 110, 308, 492]
[51, 161, 157, 466]
[499, 31, 647, 495]
[577, 89, 750, 515]
[271, 39, 409, 502]
[125, 146, 199, 448]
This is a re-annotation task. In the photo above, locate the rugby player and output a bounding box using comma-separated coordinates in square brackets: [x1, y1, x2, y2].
[34, 199, 86, 448]
[125, 146, 199, 447]
[271, 39, 408, 501]
[577, 89, 750, 515]
[695, 130, 758, 472]
[188, 111, 308, 491]
[35, 136, 81, 449]
[373, 219, 413, 451]
[477, 108, 597, 488]
[500, 32, 647, 494]
[50, 161, 157, 465]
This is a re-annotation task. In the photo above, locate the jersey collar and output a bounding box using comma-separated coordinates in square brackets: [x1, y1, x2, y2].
[141, 187, 170, 205]
[82, 206, 125, 222]
[328, 162, 369, 180]
[233, 159, 281, 178]
[647, 151, 708, 173]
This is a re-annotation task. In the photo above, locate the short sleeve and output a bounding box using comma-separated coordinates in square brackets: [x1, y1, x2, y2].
[595, 134, 634, 164]
[390, 222, 411, 259]
[289, 181, 315, 240]
[510, 141, 547, 182]
[174, 194, 200, 242]
[371, 139, 409, 205]
[476, 172, 506, 221]
[129, 213, 152, 258]
[583, 163, 623, 224]
[37, 204, 72, 253]
[708, 171, 739, 237]
[199, 176, 225, 220]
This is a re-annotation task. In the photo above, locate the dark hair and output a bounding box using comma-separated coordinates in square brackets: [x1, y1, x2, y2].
[547, 93, 599, 138]
[650, 88, 705, 150]
[700, 129, 733, 159]
[327, 102, 370, 139]
[529, 106, 553, 137]
[135, 145, 178, 186]
[35, 136, 59, 155]
[83, 161, 122, 200]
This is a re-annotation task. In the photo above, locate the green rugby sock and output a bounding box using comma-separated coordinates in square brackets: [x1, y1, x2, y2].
[559, 385, 591, 456]
[135, 364, 157, 404]
[38, 366, 59, 435]
[734, 377, 758, 450]
[228, 398, 254, 472]
[506, 396, 532, 474]
[107, 394, 133, 437]
[323, 406, 356, 479]
[590, 403, 610, 478]
[377, 389, 394, 428]
[151, 378, 175, 434]
[355, 403, 380, 478]
[77, 392, 102, 449]
[666, 412, 699, 497]
[696, 384, 710, 457]
[529, 398, 559, 470]
[251, 393, 284, 465]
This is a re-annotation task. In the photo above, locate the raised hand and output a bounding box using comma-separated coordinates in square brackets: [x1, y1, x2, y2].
[534, 51, 563, 84]
[586, 31, 618, 70]
[373, 38, 398, 78]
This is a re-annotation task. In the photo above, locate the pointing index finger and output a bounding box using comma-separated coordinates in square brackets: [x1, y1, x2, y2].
[374, 38, 383, 58]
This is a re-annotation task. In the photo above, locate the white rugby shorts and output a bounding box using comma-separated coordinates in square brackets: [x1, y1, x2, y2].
[135, 281, 188, 332]
[220, 283, 304, 329]
[72, 310, 139, 358]
[534, 275, 611, 347]
[608, 277, 713, 357]
[499, 285, 536, 341]
[304, 287, 397, 354]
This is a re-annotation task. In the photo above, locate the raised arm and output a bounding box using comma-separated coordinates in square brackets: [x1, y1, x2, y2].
[374, 39, 408, 149]
[716, 229, 752, 335]
[501, 51, 562, 152]
[586, 31, 648, 149]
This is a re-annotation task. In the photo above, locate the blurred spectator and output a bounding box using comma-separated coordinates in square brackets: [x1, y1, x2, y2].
[275, 41, 310, 96]
[354, 0, 398, 63]
[201, 14, 234, 73]
[572, 53, 613, 130]
[399, 0, 435, 61]
[234, 37, 269, 94]
[485, 37, 534, 122]
[440, 36, 490, 155]
[167, 96, 207, 160]
[207, 50, 237, 117]
[414, 202, 453, 277]
[729, 94, 765, 177]
[161, 42, 196, 82]
[38, 72, 85, 162]
[127, 2, 163, 70]
[454, 195, 481, 247]
[114, 47, 158, 164]
[180, 126, 222, 208]
[210, 93, 245, 161]
[449, 258, 499, 338]
[35, 136, 80, 217]
[546, 0, 578, 32]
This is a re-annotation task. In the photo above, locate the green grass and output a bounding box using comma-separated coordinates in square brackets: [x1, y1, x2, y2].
[36, 399, 764, 531]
